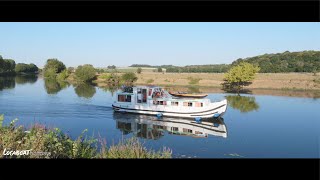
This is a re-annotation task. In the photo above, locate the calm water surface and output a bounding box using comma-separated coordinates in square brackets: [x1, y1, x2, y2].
[0, 75, 319, 158]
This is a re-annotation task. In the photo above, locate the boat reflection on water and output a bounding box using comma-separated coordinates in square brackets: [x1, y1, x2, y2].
[113, 113, 227, 139]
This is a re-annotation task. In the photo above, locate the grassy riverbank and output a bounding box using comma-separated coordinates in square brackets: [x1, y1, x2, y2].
[0, 116, 172, 159]
[93, 72, 320, 91]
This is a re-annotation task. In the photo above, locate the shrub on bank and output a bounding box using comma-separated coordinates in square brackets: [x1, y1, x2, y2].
[0, 116, 172, 159]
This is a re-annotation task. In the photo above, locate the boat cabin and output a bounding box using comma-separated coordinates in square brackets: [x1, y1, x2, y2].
[115, 86, 210, 107]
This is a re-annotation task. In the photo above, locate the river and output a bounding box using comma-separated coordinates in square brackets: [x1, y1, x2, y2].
[0, 75, 319, 158]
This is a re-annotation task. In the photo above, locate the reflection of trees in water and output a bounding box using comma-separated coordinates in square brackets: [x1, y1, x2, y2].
[44, 79, 69, 94]
[74, 83, 96, 99]
[312, 91, 320, 99]
[226, 95, 259, 113]
[15, 75, 37, 84]
[0, 76, 15, 90]
[101, 85, 120, 96]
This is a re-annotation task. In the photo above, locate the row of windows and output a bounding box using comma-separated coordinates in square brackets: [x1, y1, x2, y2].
[153, 101, 167, 105]
[172, 101, 203, 107]
[153, 100, 203, 107]
[119, 95, 203, 107]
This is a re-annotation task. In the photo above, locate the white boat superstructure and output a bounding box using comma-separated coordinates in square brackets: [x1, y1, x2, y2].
[112, 86, 227, 119]
[114, 113, 227, 139]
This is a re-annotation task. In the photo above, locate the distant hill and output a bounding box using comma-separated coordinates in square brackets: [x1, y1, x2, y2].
[128, 50, 320, 73]
[231, 50, 320, 73]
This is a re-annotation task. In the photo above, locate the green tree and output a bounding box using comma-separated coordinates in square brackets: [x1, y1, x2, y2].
[0, 56, 4, 72]
[74, 64, 96, 82]
[157, 67, 162, 72]
[0, 59, 16, 74]
[137, 67, 142, 74]
[107, 65, 116, 69]
[223, 62, 260, 94]
[4, 59, 16, 72]
[29, 63, 39, 72]
[44, 67, 58, 79]
[43, 59, 66, 74]
[56, 69, 69, 81]
[67, 67, 75, 74]
[15, 63, 38, 73]
[105, 73, 121, 86]
[121, 72, 138, 86]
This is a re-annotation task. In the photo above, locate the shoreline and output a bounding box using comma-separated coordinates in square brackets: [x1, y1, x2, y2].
[95, 82, 320, 99]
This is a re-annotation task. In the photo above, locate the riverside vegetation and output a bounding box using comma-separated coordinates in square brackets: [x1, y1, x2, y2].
[0, 115, 172, 159]
[1, 50, 320, 92]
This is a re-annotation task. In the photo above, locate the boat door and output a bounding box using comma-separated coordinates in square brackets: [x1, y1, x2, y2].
[137, 88, 147, 103]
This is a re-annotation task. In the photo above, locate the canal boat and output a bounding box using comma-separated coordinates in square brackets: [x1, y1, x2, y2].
[112, 86, 227, 119]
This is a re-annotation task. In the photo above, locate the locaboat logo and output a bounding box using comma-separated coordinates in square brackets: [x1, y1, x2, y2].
[2, 147, 51, 157]
[3, 148, 32, 156]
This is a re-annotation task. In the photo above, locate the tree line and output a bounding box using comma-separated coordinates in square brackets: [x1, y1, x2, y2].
[231, 50, 320, 73]
[128, 50, 320, 73]
[0, 55, 39, 75]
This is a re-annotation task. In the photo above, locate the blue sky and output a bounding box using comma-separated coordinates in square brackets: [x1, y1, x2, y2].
[0, 22, 319, 68]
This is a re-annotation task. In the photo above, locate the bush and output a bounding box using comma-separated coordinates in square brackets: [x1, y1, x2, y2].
[67, 67, 75, 74]
[137, 67, 142, 74]
[105, 73, 121, 86]
[157, 67, 162, 72]
[146, 79, 154, 84]
[44, 67, 58, 79]
[75, 64, 96, 82]
[187, 77, 202, 85]
[107, 65, 116, 69]
[121, 72, 138, 86]
[56, 69, 69, 81]
[0, 117, 172, 159]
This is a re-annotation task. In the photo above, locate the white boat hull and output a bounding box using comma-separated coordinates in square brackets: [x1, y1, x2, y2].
[112, 99, 227, 119]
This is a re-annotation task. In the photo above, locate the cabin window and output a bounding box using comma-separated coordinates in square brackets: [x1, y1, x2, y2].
[154, 101, 166, 105]
[148, 88, 152, 96]
[183, 129, 192, 133]
[137, 88, 147, 103]
[171, 127, 179, 132]
[195, 102, 203, 107]
[183, 102, 193, 107]
[142, 89, 147, 103]
[118, 95, 131, 102]
[171, 102, 179, 106]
